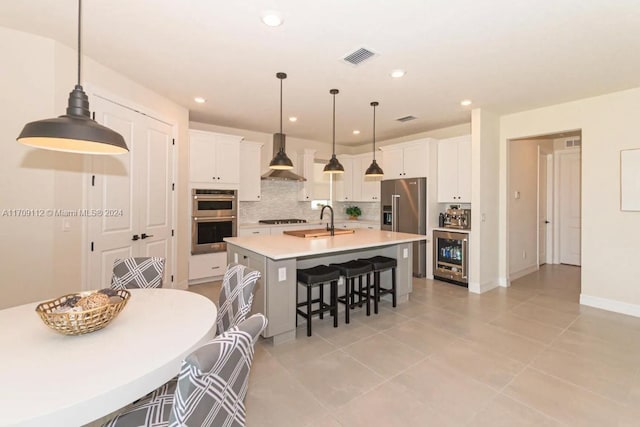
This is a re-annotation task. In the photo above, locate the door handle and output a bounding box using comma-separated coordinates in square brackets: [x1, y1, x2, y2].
[141, 233, 154, 239]
[132, 234, 140, 241]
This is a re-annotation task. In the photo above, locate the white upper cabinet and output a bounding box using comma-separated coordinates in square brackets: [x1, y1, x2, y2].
[189, 130, 242, 184]
[333, 156, 354, 202]
[379, 139, 430, 179]
[297, 149, 316, 201]
[437, 135, 471, 203]
[357, 153, 381, 201]
[239, 141, 263, 201]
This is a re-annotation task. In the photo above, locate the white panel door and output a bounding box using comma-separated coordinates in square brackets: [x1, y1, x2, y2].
[559, 151, 581, 265]
[538, 151, 548, 265]
[457, 138, 472, 203]
[88, 97, 174, 289]
[437, 141, 458, 202]
[402, 143, 428, 178]
[382, 148, 404, 178]
[214, 136, 241, 184]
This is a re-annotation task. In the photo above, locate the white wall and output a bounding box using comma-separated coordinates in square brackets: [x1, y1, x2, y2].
[0, 26, 188, 308]
[508, 139, 539, 278]
[470, 109, 500, 293]
[500, 86, 640, 316]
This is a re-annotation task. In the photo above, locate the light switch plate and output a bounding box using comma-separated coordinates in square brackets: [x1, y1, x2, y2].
[234, 253, 238, 263]
[403, 248, 408, 258]
[278, 267, 286, 281]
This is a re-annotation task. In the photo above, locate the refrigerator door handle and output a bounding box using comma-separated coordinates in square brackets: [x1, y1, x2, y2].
[391, 194, 400, 232]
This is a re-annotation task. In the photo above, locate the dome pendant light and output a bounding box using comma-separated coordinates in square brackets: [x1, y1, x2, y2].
[323, 89, 344, 174]
[16, 0, 128, 155]
[365, 101, 384, 176]
[268, 72, 294, 170]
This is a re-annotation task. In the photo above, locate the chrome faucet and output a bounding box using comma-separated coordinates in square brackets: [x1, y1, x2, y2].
[320, 205, 335, 236]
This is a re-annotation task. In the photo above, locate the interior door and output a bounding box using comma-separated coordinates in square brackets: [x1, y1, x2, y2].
[559, 150, 581, 265]
[87, 96, 174, 289]
[538, 151, 548, 265]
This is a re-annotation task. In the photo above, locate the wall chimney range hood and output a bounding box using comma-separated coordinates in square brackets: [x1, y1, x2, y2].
[261, 134, 306, 181]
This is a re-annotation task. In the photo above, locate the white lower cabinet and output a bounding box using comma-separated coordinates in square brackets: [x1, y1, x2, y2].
[188, 252, 227, 282]
[238, 227, 270, 237]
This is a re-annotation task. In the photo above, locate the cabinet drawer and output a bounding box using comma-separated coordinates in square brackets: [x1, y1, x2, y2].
[189, 252, 227, 280]
[238, 227, 270, 237]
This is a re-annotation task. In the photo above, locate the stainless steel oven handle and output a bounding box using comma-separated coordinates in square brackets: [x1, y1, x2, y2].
[193, 216, 236, 221]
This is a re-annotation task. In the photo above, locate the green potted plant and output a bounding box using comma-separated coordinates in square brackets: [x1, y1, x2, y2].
[345, 205, 362, 220]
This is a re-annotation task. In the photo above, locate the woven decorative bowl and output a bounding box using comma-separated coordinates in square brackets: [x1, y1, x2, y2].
[35, 289, 130, 335]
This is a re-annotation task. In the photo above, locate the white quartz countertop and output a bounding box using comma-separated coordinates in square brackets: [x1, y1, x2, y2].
[225, 229, 427, 260]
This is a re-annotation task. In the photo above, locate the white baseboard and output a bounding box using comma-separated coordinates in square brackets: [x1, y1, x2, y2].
[580, 294, 640, 318]
[498, 276, 510, 287]
[509, 264, 538, 281]
[468, 279, 500, 294]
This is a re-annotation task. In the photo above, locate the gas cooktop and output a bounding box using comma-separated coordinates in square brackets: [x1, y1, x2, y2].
[258, 219, 308, 225]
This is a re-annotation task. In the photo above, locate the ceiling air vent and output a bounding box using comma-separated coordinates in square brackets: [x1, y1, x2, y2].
[342, 47, 377, 66]
[396, 115, 417, 123]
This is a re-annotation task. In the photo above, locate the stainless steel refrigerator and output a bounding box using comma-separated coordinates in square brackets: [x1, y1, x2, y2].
[381, 177, 427, 277]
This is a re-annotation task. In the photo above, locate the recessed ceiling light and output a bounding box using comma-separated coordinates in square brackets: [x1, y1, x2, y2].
[194, 97, 206, 104]
[390, 69, 406, 78]
[460, 99, 472, 106]
[261, 11, 283, 27]
[353, 130, 360, 135]
[289, 116, 297, 122]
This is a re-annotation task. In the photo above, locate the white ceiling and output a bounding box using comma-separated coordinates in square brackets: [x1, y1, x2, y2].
[1, 1, 639, 146]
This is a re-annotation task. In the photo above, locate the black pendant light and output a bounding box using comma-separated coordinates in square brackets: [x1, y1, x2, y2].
[268, 72, 294, 170]
[323, 89, 344, 174]
[365, 101, 384, 176]
[16, 0, 128, 155]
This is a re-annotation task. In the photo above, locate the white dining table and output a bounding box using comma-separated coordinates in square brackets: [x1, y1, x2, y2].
[0, 288, 217, 427]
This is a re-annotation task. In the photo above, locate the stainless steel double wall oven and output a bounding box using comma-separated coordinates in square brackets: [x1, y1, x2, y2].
[191, 189, 237, 254]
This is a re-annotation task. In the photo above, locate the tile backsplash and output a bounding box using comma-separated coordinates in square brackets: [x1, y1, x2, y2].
[239, 180, 379, 223]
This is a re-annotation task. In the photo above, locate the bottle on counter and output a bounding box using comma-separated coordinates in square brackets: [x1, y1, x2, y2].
[438, 212, 445, 227]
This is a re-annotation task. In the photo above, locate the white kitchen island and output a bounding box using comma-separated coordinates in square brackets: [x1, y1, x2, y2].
[225, 229, 427, 344]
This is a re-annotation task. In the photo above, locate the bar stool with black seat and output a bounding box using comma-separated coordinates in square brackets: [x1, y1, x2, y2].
[357, 256, 397, 314]
[329, 260, 373, 324]
[296, 265, 341, 337]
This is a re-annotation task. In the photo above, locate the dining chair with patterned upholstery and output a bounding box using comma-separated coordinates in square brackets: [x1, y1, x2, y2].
[103, 313, 268, 427]
[110, 257, 166, 290]
[216, 263, 261, 335]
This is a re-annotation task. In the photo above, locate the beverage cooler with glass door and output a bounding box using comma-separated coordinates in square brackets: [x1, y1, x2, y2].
[433, 230, 468, 287]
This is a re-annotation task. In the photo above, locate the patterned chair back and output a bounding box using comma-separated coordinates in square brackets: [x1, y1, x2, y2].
[111, 257, 166, 290]
[170, 314, 268, 427]
[216, 263, 261, 335]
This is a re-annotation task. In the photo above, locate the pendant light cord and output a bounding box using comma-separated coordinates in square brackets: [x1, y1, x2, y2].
[372, 103, 376, 160]
[77, 0, 82, 86]
[332, 92, 336, 154]
[279, 77, 283, 135]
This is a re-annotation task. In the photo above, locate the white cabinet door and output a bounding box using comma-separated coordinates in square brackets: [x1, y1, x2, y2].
[298, 149, 316, 201]
[189, 131, 218, 183]
[383, 148, 404, 178]
[380, 141, 429, 179]
[437, 136, 471, 203]
[215, 135, 241, 184]
[457, 138, 472, 203]
[189, 130, 241, 184]
[356, 153, 381, 201]
[334, 157, 354, 202]
[188, 252, 227, 281]
[402, 143, 428, 178]
[239, 141, 263, 201]
[437, 140, 459, 203]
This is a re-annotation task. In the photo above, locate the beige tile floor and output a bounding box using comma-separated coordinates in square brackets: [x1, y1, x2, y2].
[190, 264, 640, 427]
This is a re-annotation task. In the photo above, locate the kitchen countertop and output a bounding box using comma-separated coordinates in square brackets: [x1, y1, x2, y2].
[225, 229, 427, 260]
